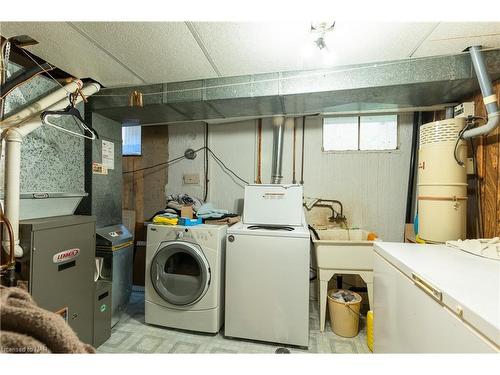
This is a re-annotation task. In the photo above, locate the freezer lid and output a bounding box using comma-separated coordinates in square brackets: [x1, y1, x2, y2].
[374, 242, 500, 347]
[96, 224, 133, 247]
[228, 222, 311, 239]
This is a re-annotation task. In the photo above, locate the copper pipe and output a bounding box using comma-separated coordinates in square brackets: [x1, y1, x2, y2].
[0, 208, 16, 272]
[256, 119, 262, 184]
[128, 90, 144, 108]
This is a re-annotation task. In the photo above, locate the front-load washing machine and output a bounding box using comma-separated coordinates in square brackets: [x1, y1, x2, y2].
[145, 224, 226, 333]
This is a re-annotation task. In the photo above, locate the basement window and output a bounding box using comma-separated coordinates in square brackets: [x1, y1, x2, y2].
[323, 114, 398, 151]
[122, 125, 142, 156]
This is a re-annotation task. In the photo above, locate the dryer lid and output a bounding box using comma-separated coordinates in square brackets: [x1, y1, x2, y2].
[150, 241, 210, 306]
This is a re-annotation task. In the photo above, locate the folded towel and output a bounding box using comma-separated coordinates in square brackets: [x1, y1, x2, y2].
[446, 237, 500, 261]
[152, 216, 179, 225]
[196, 203, 229, 219]
[0, 286, 95, 353]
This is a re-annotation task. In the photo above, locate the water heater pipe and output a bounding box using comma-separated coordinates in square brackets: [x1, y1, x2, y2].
[1, 81, 101, 258]
[461, 46, 500, 139]
[271, 116, 285, 184]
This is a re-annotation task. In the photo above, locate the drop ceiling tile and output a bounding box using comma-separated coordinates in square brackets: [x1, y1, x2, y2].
[324, 22, 439, 65]
[0, 21, 143, 87]
[192, 21, 314, 76]
[71, 22, 218, 84]
[193, 22, 439, 76]
[413, 22, 500, 58]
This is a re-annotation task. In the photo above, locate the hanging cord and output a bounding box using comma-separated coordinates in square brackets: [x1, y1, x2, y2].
[454, 122, 470, 166]
[206, 147, 249, 185]
[454, 116, 487, 166]
[123, 146, 249, 185]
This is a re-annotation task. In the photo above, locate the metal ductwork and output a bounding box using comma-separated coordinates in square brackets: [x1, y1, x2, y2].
[88, 49, 500, 125]
[271, 116, 285, 184]
[462, 46, 500, 139]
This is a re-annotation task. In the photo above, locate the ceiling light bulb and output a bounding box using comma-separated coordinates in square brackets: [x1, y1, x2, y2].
[314, 36, 327, 50]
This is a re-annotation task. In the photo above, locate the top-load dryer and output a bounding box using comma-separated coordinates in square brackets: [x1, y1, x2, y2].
[145, 224, 226, 333]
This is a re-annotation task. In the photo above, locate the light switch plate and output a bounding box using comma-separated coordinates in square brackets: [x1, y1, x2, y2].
[183, 173, 200, 185]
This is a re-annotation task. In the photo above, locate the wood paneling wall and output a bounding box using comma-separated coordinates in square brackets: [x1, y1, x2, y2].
[469, 81, 500, 238]
[123, 125, 169, 236]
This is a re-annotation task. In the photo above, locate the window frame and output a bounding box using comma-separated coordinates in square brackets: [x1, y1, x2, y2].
[321, 114, 400, 154]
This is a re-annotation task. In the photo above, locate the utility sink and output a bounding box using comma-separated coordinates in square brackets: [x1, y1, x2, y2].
[311, 226, 379, 331]
[311, 227, 377, 270]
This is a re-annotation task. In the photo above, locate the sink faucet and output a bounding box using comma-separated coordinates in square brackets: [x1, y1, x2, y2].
[304, 198, 346, 225]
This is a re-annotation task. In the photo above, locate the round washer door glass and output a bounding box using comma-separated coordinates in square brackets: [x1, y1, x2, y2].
[150, 241, 210, 306]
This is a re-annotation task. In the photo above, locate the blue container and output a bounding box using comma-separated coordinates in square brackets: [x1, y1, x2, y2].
[179, 217, 202, 226]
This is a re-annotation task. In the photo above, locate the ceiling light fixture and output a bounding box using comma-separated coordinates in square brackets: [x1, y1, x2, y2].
[310, 21, 335, 51]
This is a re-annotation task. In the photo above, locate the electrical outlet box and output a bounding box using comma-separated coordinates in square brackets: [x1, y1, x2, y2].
[454, 102, 475, 118]
[183, 173, 200, 185]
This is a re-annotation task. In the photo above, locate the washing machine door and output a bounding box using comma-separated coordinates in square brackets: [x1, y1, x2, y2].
[150, 241, 211, 306]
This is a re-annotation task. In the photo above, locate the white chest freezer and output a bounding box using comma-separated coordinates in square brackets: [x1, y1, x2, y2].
[373, 242, 499, 353]
[243, 184, 304, 226]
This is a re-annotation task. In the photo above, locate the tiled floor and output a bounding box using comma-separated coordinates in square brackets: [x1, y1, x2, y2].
[97, 286, 371, 354]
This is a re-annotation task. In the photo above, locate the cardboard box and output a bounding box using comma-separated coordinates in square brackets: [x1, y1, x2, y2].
[180, 205, 193, 219]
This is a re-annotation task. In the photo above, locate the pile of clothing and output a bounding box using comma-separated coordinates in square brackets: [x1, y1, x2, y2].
[165, 193, 203, 213]
[151, 193, 240, 226]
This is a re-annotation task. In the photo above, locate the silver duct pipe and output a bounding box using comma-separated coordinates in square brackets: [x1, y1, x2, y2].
[271, 116, 285, 184]
[462, 46, 500, 139]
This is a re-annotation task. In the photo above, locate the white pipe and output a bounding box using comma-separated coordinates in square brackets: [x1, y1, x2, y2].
[2, 82, 101, 257]
[0, 80, 83, 130]
[2, 129, 23, 257]
[15, 82, 101, 137]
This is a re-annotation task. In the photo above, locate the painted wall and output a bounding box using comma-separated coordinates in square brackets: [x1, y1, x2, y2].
[166, 113, 413, 241]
